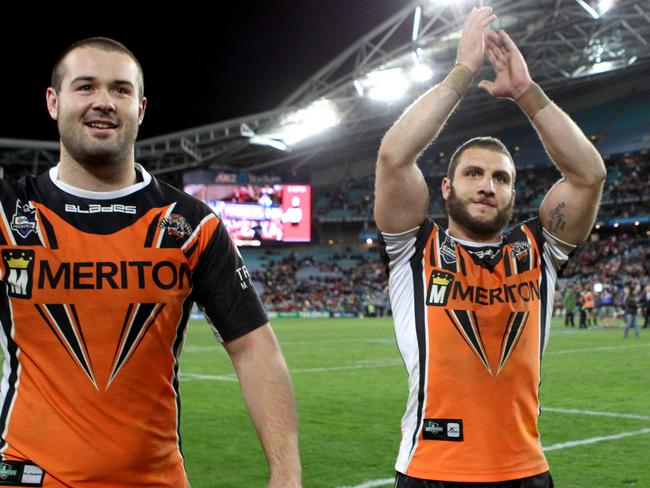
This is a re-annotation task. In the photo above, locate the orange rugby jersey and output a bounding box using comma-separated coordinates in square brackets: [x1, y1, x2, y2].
[379, 218, 574, 483]
[0, 164, 267, 487]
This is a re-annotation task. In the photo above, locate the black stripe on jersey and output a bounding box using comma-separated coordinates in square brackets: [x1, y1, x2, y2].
[144, 213, 162, 248]
[35, 304, 97, 388]
[457, 250, 467, 276]
[171, 296, 194, 463]
[533, 249, 539, 269]
[538, 263, 549, 363]
[35, 304, 77, 362]
[446, 310, 492, 374]
[69, 304, 94, 373]
[428, 236, 438, 268]
[0, 230, 6, 246]
[108, 303, 166, 388]
[518, 242, 532, 273]
[39, 213, 58, 250]
[408, 221, 431, 459]
[42, 304, 96, 386]
[183, 241, 198, 259]
[512, 250, 519, 275]
[497, 311, 529, 374]
[503, 249, 512, 277]
[377, 232, 391, 278]
[523, 220, 550, 362]
[0, 286, 20, 451]
[112, 303, 135, 369]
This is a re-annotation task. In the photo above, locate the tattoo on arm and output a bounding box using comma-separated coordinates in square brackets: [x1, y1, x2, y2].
[549, 202, 567, 232]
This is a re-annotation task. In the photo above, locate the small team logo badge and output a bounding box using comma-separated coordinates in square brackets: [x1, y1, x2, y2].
[160, 214, 193, 239]
[2, 249, 35, 299]
[426, 269, 454, 307]
[0, 462, 18, 480]
[440, 236, 457, 265]
[424, 421, 444, 435]
[10, 200, 37, 239]
[510, 241, 531, 260]
[447, 422, 460, 438]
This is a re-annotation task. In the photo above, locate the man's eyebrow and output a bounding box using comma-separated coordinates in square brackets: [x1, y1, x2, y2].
[463, 166, 512, 179]
[493, 169, 511, 180]
[113, 80, 135, 87]
[463, 165, 483, 173]
[69, 76, 96, 84]
[69, 77, 134, 88]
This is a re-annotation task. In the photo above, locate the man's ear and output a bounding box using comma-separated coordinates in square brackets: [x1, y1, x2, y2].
[46, 87, 59, 121]
[441, 177, 452, 201]
[138, 97, 147, 125]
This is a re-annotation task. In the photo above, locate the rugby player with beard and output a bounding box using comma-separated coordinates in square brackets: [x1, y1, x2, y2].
[375, 7, 605, 487]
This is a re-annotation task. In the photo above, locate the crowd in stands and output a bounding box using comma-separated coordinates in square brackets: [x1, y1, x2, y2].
[247, 248, 389, 315]
[315, 153, 650, 223]
[556, 232, 649, 331]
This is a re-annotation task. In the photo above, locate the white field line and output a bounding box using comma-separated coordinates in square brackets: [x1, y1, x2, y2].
[544, 407, 650, 421]
[180, 359, 403, 382]
[180, 372, 237, 382]
[183, 341, 649, 355]
[543, 427, 650, 451]
[545, 343, 650, 355]
[183, 338, 394, 353]
[337, 479, 394, 488]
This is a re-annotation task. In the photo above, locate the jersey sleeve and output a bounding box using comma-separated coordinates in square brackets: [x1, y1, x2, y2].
[190, 217, 268, 342]
[524, 217, 576, 275]
[378, 219, 433, 278]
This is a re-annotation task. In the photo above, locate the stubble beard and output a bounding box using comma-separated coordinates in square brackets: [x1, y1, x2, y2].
[445, 184, 514, 239]
[58, 115, 139, 168]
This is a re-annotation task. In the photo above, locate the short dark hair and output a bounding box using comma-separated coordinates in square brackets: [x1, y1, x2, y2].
[51, 37, 144, 99]
[447, 136, 515, 182]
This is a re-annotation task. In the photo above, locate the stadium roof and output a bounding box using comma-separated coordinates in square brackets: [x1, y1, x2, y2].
[1, 0, 649, 182]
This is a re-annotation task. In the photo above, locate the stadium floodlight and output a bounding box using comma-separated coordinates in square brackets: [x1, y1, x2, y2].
[574, 0, 614, 19]
[240, 123, 288, 152]
[363, 67, 411, 101]
[353, 79, 364, 96]
[572, 59, 627, 78]
[598, 0, 614, 16]
[409, 50, 434, 83]
[412, 6, 422, 42]
[410, 62, 433, 83]
[276, 99, 340, 146]
[249, 135, 288, 152]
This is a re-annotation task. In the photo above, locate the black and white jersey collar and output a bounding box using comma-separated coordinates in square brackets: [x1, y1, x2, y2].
[49, 163, 152, 200]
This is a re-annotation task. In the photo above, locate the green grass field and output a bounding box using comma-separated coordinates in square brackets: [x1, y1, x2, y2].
[179, 317, 649, 487]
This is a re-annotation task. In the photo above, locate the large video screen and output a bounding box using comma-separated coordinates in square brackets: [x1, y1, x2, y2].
[184, 183, 311, 245]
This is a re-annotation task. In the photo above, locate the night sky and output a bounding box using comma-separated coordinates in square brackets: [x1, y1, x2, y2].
[1, 2, 402, 142]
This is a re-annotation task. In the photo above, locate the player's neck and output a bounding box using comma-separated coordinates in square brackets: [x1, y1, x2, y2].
[447, 219, 503, 244]
[57, 153, 138, 192]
